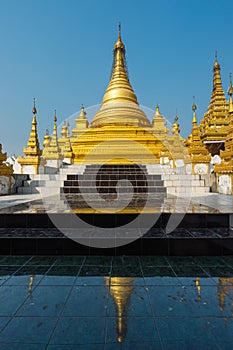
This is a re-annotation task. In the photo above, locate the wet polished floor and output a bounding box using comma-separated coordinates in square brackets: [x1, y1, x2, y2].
[1, 193, 233, 214]
[0, 255, 233, 349]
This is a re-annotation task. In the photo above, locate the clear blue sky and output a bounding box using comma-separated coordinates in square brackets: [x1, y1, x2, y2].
[0, 0, 233, 156]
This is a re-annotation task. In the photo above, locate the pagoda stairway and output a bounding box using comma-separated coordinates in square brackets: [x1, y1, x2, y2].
[61, 164, 167, 212]
[16, 163, 211, 205]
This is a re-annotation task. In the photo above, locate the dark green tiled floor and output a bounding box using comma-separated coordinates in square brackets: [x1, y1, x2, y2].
[0, 255, 233, 349]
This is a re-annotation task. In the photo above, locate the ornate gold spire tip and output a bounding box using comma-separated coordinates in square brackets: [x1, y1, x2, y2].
[114, 22, 124, 50]
[214, 51, 220, 69]
[192, 96, 197, 111]
[54, 110, 57, 123]
[228, 72, 233, 97]
[32, 97, 37, 115]
[118, 22, 121, 37]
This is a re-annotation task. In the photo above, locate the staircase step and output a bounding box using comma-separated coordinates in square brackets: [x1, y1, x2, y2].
[61, 186, 166, 194]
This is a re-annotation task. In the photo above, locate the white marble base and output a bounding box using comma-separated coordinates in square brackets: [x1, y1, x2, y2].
[46, 159, 62, 168]
[21, 165, 37, 174]
[0, 176, 15, 195]
[218, 175, 232, 195]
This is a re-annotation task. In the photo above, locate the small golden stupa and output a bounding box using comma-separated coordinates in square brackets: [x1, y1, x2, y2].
[71, 25, 168, 164]
[42, 111, 64, 167]
[58, 122, 74, 164]
[0, 144, 13, 176]
[200, 53, 229, 155]
[166, 114, 186, 168]
[151, 105, 169, 136]
[18, 99, 42, 174]
[151, 105, 171, 164]
[43, 129, 51, 149]
[71, 105, 89, 140]
[186, 99, 211, 174]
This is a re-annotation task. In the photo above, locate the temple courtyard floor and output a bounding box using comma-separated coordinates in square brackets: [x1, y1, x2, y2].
[0, 192, 232, 348]
[0, 255, 233, 349]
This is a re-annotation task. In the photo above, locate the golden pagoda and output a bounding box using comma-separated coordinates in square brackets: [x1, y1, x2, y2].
[71, 25, 168, 164]
[105, 276, 134, 343]
[71, 105, 89, 140]
[18, 99, 42, 174]
[200, 54, 229, 155]
[0, 142, 14, 195]
[58, 121, 74, 164]
[214, 73, 233, 194]
[0, 143, 13, 176]
[151, 105, 169, 137]
[43, 129, 51, 149]
[151, 105, 171, 164]
[186, 100, 211, 174]
[42, 111, 63, 167]
[167, 114, 187, 168]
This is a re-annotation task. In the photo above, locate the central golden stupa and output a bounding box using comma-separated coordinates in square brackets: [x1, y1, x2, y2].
[71, 25, 169, 164]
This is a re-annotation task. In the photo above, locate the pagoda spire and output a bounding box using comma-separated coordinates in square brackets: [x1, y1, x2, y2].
[18, 98, 42, 174]
[228, 72, 233, 112]
[212, 52, 224, 96]
[172, 112, 180, 135]
[42, 110, 63, 167]
[71, 105, 89, 140]
[89, 25, 150, 128]
[192, 96, 197, 123]
[101, 24, 138, 106]
[186, 101, 211, 174]
[200, 54, 229, 155]
[214, 72, 233, 188]
[58, 120, 74, 164]
[26, 98, 41, 152]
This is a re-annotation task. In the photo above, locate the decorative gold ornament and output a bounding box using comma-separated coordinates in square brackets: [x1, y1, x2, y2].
[200, 56, 229, 155]
[18, 98, 42, 174]
[186, 100, 211, 174]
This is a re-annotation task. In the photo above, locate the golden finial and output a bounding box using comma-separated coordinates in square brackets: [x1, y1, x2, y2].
[214, 51, 220, 69]
[172, 111, 180, 135]
[192, 96, 197, 124]
[228, 72, 233, 97]
[174, 110, 178, 123]
[192, 96, 197, 111]
[155, 104, 161, 116]
[228, 72, 233, 112]
[118, 22, 121, 38]
[54, 109, 57, 123]
[114, 22, 125, 50]
[79, 105, 87, 119]
[46, 128, 49, 136]
[32, 97, 37, 115]
[192, 96, 197, 123]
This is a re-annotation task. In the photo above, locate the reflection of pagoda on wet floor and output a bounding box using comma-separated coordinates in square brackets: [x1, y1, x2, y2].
[105, 276, 134, 343]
